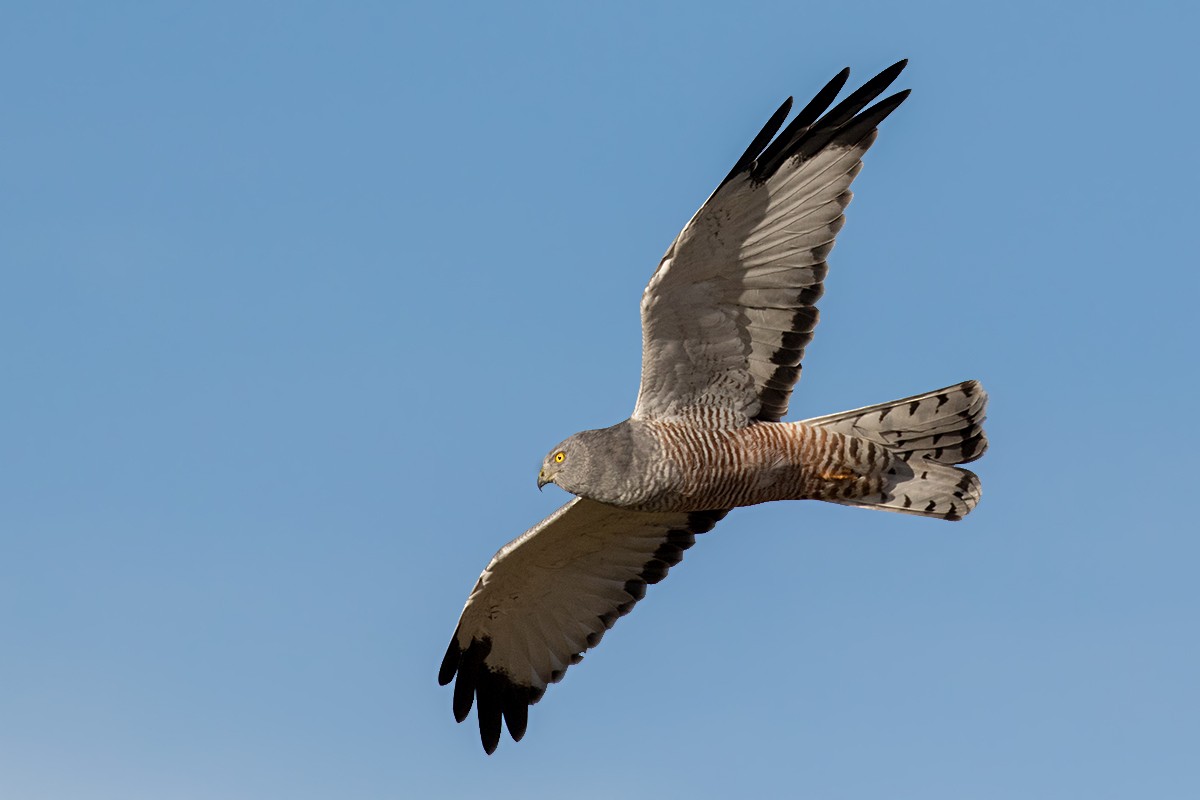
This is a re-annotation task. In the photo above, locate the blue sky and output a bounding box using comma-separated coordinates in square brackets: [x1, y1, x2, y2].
[3, 2, 1198, 797]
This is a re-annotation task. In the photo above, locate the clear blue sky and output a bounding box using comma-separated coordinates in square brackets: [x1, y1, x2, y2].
[3, 2, 1198, 797]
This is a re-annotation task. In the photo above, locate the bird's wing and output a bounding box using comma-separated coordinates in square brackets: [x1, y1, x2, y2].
[438, 497, 728, 754]
[633, 61, 910, 427]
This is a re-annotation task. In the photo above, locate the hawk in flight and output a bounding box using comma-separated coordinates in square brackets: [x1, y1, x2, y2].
[438, 60, 987, 753]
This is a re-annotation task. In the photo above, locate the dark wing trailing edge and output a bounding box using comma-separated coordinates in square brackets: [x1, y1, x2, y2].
[438, 499, 728, 754]
[633, 61, 911, 426]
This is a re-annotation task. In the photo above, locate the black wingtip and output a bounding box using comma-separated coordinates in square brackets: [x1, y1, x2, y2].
[731, 61, 911, 186]
[841, 89, 911, 140]
[868, 59, 908, 93]
[821, 60, 908, 129]
[452, 680, 473, 723]
[818, 67, 853, 110]
[451, 637, 492, 724]
[752, 66, 853, 177]
[438, 637, 461, 686]
[796, 67, 851, 130]
[477, 669, 503, 755]
[718, 96, 794, 188]
[481, 720, 500, 754]
[503, 687, 530, 742]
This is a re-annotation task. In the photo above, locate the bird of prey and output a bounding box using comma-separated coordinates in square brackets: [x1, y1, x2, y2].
[438, 60, 987, 754]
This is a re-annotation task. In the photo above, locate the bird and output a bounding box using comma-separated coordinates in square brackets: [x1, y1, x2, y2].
[438, 59, 988, 754]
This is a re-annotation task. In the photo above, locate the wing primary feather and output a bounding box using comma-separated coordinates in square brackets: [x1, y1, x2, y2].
[502, 686, 530, 742]
[755, 67, 851, 179]
[757, 61, 907, 180]
[438, 636, 461, 686]
[827, 90, 911, 150]
[753, 62, 902, 179]
[790, 67, 852, 129]
[717, 96, 793, 189]
[453, 637, 490, 723]
[772, 71, 902, 178]
[815, 58, 908, 132]
[477, 668, 504, 755]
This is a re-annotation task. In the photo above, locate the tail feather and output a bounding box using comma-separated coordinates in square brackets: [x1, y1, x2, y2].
[802, 380, 988, 465]
[804, 381, 988, 521]
[834, 460, 981, 521]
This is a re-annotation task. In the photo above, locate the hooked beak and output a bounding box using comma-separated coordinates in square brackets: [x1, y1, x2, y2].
[537, 469, 549, 491]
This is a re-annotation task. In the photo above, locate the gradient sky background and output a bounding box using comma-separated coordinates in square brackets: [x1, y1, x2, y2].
[3, 2, 1198, 798]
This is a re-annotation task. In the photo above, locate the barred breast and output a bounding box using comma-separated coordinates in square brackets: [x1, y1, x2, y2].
[641, 420, 894, 512]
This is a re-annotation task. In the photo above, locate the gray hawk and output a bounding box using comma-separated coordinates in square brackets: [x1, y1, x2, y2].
[438, 59, 988, 754]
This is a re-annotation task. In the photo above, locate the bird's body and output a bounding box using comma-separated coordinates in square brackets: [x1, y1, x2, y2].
[548, 379, 984, 517]
[581, 418, 893, 511]
[650, 419, 923, 512]
[439, 60, 989, 754]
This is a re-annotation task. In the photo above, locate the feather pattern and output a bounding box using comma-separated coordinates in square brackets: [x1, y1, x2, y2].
[801, 381, 989, 520]
[633, 60, 910, 425]
[802, 380, 989, 466]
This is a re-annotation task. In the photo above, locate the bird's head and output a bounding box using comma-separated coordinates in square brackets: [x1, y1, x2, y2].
[536, 423, 648, 505]
[537, 433, 592, 494]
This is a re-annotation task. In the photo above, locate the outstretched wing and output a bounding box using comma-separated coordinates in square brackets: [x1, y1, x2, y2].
[438, 498, 728, 754]
[633, 61, 910, 426]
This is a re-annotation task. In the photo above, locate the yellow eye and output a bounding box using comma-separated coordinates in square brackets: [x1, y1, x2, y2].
[554, 451, 565, 463]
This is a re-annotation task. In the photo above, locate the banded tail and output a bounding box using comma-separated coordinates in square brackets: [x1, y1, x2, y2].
[802, 380, 988, 521]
